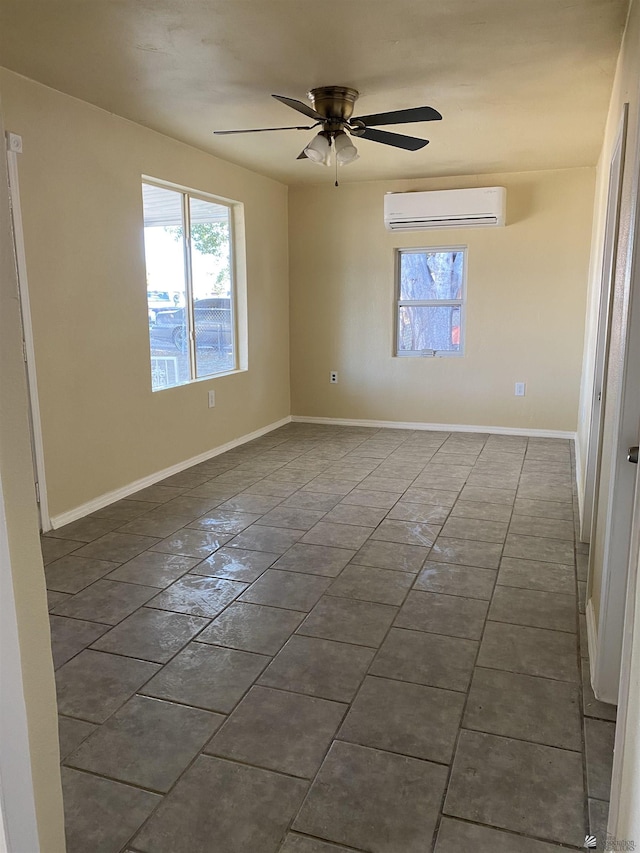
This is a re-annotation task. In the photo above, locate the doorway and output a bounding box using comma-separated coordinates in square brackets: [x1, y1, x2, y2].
[587, 97, 640, 706]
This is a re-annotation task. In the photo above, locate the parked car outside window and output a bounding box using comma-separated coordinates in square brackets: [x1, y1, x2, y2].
[147, 290, 177, 323]
[150, 298, 233, 352]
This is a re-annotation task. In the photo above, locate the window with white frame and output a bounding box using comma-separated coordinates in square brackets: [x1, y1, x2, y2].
[142, 180, 241, 391]
[395, 247, 466, 357]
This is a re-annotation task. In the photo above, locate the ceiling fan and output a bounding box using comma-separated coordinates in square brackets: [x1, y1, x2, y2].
[213, 86, 442, 169]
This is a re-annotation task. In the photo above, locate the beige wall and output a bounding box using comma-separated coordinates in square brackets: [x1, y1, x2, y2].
[578, 0, 640, 624]
[289, 168, 594, 432]
[0, 70, 290, 522]
[0, 101, 65, 850]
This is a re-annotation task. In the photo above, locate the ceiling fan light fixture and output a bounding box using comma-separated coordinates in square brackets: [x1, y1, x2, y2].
[334, 131, 359, 165]
[216, 88, 440, 170]
[304, 132, 331, 165]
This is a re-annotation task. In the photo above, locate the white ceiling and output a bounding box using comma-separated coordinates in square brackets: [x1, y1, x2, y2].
[0, 0, 629, 185]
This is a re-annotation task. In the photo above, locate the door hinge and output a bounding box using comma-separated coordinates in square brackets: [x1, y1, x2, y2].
[35, 481, 41, 504]
[22, 339, 28, 363]
[6, 132, 23, 155]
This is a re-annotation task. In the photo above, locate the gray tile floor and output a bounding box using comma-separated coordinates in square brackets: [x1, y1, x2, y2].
[43, 424, 618, 852]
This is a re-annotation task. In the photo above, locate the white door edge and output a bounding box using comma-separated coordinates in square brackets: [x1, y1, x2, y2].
[0, 472, 40, 853]
[605, 80, 640, 839]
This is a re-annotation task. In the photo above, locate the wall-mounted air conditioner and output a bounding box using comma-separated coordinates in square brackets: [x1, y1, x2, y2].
[383, 186, 506, 231]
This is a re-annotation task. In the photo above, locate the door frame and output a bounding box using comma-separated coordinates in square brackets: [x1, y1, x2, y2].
[0, 124, 41, 853]
[5, 133, 50, 531]
[607, 98, 640, 839]
[589, 89, 640, 705]
[582, 104, 628, 541]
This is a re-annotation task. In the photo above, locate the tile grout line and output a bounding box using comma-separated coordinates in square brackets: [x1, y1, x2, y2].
[270, 430, 453, 848]
[427, 431, 511, 852]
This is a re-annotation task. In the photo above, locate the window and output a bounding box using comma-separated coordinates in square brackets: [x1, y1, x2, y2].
[142, 180, 240, 390]
[395, 247, 466, 356]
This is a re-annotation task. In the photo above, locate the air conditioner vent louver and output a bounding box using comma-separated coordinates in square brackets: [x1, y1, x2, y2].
[384, 187, 506, 231]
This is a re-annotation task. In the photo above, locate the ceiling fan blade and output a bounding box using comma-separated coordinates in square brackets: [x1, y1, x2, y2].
[214, 124, 316, 135]
[296, 148, 308, 160]
[272, 94, 324, 121]
[352, 106, 442, 126]
[359, 127, 429, 151]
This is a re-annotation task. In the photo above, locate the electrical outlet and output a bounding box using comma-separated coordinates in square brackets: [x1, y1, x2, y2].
[515, 382, 526, 397]
[330, 371, 338, 384]
[208, 390, 216, 408]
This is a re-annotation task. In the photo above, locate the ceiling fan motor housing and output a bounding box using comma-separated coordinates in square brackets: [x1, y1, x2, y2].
[308, 86, 359, 132]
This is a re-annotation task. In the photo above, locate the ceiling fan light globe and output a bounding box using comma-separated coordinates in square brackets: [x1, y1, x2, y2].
[304, 132, 331, 165]
[304, 148, 325, 163]
[334, 132, 359, 165]
[337, 147, 359, 165]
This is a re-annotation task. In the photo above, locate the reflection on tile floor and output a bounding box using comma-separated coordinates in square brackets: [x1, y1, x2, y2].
[43, 424, 618, 852]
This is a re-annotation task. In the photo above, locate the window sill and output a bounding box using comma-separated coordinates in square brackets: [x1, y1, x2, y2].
[395, 351, 464, 359]
[152, 366, 248, 393]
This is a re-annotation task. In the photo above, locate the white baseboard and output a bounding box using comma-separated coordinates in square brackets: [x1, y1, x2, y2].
[47, 414, 576, 530]
[291, 415, 576, 440]
[48, 416, 292, 530]
[586, 597, 599, 692]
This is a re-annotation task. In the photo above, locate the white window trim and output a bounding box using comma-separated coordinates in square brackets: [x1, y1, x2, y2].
[142, 177, 243, 389]
[394, 245, 467, 358]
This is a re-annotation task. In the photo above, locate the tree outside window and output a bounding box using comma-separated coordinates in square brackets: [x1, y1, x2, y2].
[396, 248, 466, 356]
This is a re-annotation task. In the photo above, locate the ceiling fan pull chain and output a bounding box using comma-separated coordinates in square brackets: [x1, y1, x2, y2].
[335, 153, 339, 187]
